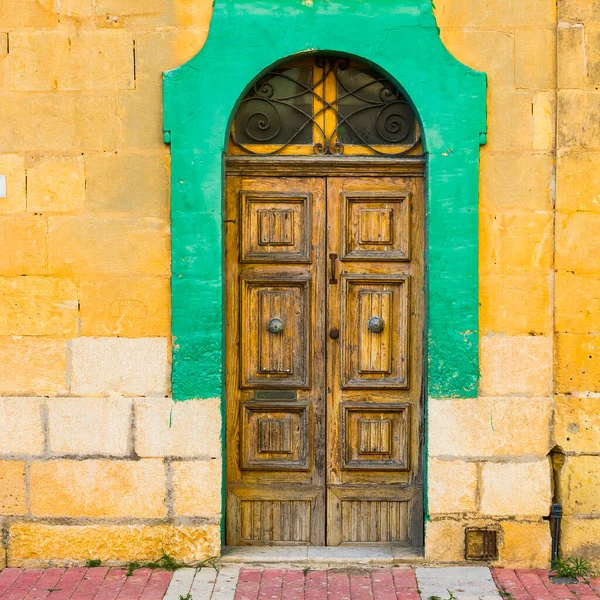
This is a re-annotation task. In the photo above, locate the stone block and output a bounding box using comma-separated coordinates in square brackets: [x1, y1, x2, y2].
[0, 216, 46, 276]
[47, 397, 132, 456]
[479, 334, 552, 396]
[556, 273, 600, 333]
[559, 0, 600, 23]
[515, 28, 556, 89]
[135, 398, 221, 458]
[0, 155, 26, 213]
[172, 459, 222, 518]
[486, 91, 535, 151]
[480, 274, 551, 335]
[0, 461, 26, 515]
[561, 518, 600, 564]
[556, 212, 600, 272]
[558, 90, 600, 149]
[434, 0, 555, 27]
[481, 461, 551, 517]
[480, 153, 553, 212]
[95, 0, 168, 27]
[10, 31, 134, 91]
[118, 90, 165, 150]
[0, 95, 117, 153]
[0, 398, 44, 456]
[555, 395, 600, 453]
[86, 153, 168, 217]
[559, 456, 600, 515]
[480, 211, 553, 274]
[424, 520, 464, 563]
[532, 91, 555, 152]
[427, 459, 478, 515]
[500, 521, 551, 568]
[586, 29, 600, 88]
[0, 0, 57, 28]
[558, 25, 586, 89]
[0, 338, 67, 397]
[69, 337, 169, 396]
[8, 522, 220, 566]
[557, 151, 600, 212]
[80, 277, 170, 337]
[59, 0, 94, 19]
[173, 0, 214, 28]
[0, 277, 78, 336]
[439, 29, 515, 92]
[30, 459, 166, 518]
[27, 157, 85, 213]
[428, 397, 552, 458]
[47, 216, 170, 278]
[557, 333, 600, 393]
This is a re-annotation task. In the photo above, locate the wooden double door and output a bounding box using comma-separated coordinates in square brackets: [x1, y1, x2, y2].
[225, 167, 424, 546]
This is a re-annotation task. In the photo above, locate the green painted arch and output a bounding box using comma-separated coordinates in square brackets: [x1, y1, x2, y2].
[163, 0, 487, 401]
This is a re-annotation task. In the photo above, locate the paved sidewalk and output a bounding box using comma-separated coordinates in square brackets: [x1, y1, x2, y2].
[3, 566, 600, 600]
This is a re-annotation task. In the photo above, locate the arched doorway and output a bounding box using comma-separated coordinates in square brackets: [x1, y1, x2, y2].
[224, 55, 425, 547]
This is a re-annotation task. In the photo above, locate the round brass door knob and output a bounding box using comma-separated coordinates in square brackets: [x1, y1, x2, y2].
[267, 318, 284, 334]
[368, 316, 385, 333]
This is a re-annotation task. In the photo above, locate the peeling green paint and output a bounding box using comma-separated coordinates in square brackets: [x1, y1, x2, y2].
[164, 0, 486, 402]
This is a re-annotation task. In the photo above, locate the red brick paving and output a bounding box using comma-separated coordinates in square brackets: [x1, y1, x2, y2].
[0, 568, 172, 600]
[493, 568, 600, 600]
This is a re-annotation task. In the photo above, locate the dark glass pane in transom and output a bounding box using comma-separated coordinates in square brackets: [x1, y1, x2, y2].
[233, 66, 313, 147]
[335, 65, 418, 148]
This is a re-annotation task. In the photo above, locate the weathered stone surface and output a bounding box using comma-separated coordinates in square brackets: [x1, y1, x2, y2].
[557, 333, 600, 393]
[59, 0, 94, 19]
[434, 0, 556, 27]
[558, 25, 586, 89]
[480, 334, 552, 396]
[556, 212, 600, 272]
[0, 398, 44, 456]
[135, 398, 221, 458]
[428, 397, 552, 458]
[47, 397, 132, 456]
[486, 90, 537, 151]
[0, 461, 26, 515]
[532, 91, 555, 152]
[0, 277, 78, 336]
[556, 273, 600, 333]
[80, 277, 170, 337]
[0, 0, 57, 28]
[0, 155, 26, 213]
[0, 95, 117, 153]
[559, 0, 600, 23]
[480, 274, 551, 335]
[27, 157, 85, 213]
[561, 518, 600, 564]
[515, 28, 556, 89]
[585, 29, 600, 88]
[480, 153, 553, 212]
[172, 459, 222, 518]
[0, 216, 46, 276]
[428, 459, 478, 515]
[10, 31, 134, 91]
[480, 212, 553, 274]
[69, 337, 169, 397]
[500, 521, 552, 568]
[30, 459, 166, 518]
[557, 151, 600, 212]
[555, 395, 600, 453]
[0, 338, 67, 396]
[95, 0, 168, 27]
[8, 522, 220, 566]
[558, 91, 600, 149]
[47, 216, 170, 278]
[481, 461, 552, 517]
[559, 456, 600, 515]
[424, 520, 465, 563]
[86, 153, 168, 217]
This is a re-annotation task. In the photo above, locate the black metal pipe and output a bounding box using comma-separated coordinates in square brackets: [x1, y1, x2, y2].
[551, 503, 562, 568]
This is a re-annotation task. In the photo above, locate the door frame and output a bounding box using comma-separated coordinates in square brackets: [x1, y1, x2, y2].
[163, 0, 487, 547]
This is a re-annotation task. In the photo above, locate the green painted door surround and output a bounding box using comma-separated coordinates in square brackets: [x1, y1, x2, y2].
[163, 0, 487, 401]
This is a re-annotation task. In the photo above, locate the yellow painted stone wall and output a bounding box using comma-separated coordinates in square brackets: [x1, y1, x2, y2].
[0, 0, 597, 568]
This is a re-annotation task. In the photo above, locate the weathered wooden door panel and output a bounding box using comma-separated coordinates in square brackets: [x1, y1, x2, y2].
[226, 173, 424, 546]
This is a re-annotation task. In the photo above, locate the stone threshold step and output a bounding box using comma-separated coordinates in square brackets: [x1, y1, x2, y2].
[220, 545, 424, 566]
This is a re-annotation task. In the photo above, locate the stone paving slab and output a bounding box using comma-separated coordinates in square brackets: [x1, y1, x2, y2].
[3, 565, 600, 600]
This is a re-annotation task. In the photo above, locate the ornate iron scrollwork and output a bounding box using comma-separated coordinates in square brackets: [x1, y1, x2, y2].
[231, 56, 420, 156]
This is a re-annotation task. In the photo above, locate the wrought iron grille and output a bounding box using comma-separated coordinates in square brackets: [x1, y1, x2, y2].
[231, 56, 420, 156]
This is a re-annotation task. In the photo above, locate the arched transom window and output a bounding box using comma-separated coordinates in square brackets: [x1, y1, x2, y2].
[229, 55, 422, 156]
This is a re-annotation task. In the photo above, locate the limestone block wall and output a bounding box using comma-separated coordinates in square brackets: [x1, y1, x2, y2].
[0, 0, 598, 568]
